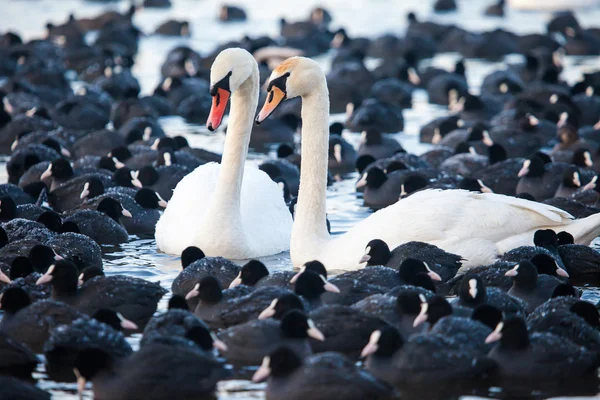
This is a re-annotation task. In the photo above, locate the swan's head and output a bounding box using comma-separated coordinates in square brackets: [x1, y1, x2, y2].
[207, 48, 256, 131]
[256, 56, 325, 124]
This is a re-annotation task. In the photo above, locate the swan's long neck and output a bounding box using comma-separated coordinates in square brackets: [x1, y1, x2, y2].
[211, 66, 259, 209]
[293, 81, 331, 242]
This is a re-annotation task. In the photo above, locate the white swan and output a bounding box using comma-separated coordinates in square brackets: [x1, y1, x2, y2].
[155, 48, 292, 258]
[256, 57, 600, 270]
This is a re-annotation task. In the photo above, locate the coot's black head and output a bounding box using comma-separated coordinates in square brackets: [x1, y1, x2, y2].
[466, 123, 487, 141]
[60, 221, 81, 234]
[556, 231, 574, 246]
[0, 196, 17, 221]
[80, 178, 105, 201]
[137, 166, 159, 186]
[73, 348, 114, 384]
[459, 276, 486, 307]
[112, 167, 140, 188]
[186, 276, 223, 303]
[155, 137, 179, 151]
[45, 159, 74, 180]
[293, 270, 339, 300]
[398, 258, 442, 287]
[10, 256, 34, 280]
[157, 148, 177, 167]
[168, 295, 189, 311]
[561, 167, 581, 189]
[454, 142, 471, 155]
[230, 260, 269, 288]
[329, 122, 344, 135]
[361, 239, 391, 266]
[79, 266, 105, 285]
[530, 254, 569, 278]
[505, 260, 538, 290]
[570, 301, 600, 328]
[414, 295, 452, 328]
[471, 304, 503, 330]
[488, 144, 507, 164]
[98, 156, 119, 172]
[180, 246, 205, 269]
[552, 283, 577, 298]
[0, 227, 7, 249]
[93, 309, 138, 331]
[355, 155, 376, 174]
[361, 326, 404, 359]
[301, 260, 328, 278]
[279, 310, 324, 341]
[109, 146, 132, 162]
[252, 347, 302, 382]
[572, 149, 593, 168]
[97, 198, 131, 222]
[277, 143, 295, 159]
[37, 211, 63, 232]
[135, 188, 167, 209]
[41, 138, 67, 156]
[36, 259, 79, 295]
[184, 325, 222, 352]
[396, 290, 424, 316]
[518, 156, 546, 179]
[385, 161, 408, 173]
[458, 178, 482, 192]
[401, 174, 428, 197]
[485, 317, 529, 350]
[365, 167, 387, 189]
[0, 287, 31, 314]
[533, 229, 557, 248]
[29, 244, 60, 273]
[259, 294, 305, 320]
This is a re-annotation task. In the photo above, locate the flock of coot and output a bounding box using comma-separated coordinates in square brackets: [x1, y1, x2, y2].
[2, 0, 600, 399]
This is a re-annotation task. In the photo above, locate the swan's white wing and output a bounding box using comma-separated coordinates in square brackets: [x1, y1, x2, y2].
[155, 163, 221, 254]
[318, 190, 576, 270]
[240, 166, 293, 257]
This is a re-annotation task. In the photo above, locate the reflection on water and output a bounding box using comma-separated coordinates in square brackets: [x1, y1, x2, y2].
[2, 0, 600, 398]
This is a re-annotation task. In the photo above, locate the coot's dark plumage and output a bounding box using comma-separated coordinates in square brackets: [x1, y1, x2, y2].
[218, 310, 324, 366]
[252, 347, 395, 400]
[361, 239, 461, 282]
[454, 275, 527, 317]
[44, 309, 134, 382]
[527, 300, 600, 352]
[308, 305, 389, 358]
[171, 247, 239, 310]
[506, 260, 564, 312]
[0, 331, 38, 380]
[486, 317, 598, 379]
[36, 260, 167, 329]
[351, 290, 429, 338]
[0, 289, 87, 353]
[362, 325, 496, 385]
[73, 342, 228, 400]
[63, 198, 130, 244]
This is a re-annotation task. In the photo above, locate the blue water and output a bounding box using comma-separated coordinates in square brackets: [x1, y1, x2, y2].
[2, 0, 600, 398]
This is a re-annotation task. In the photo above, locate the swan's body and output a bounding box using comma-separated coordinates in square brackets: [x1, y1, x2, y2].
[257, 57, 600, 271]
[156, 49, 292, 258]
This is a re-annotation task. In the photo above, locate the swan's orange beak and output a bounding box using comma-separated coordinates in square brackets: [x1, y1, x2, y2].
[207, 88, 230, 131]
[256, 87, 286, 125]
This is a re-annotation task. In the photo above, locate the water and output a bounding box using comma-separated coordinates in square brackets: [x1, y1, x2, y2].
[2, 0, 600, 398]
